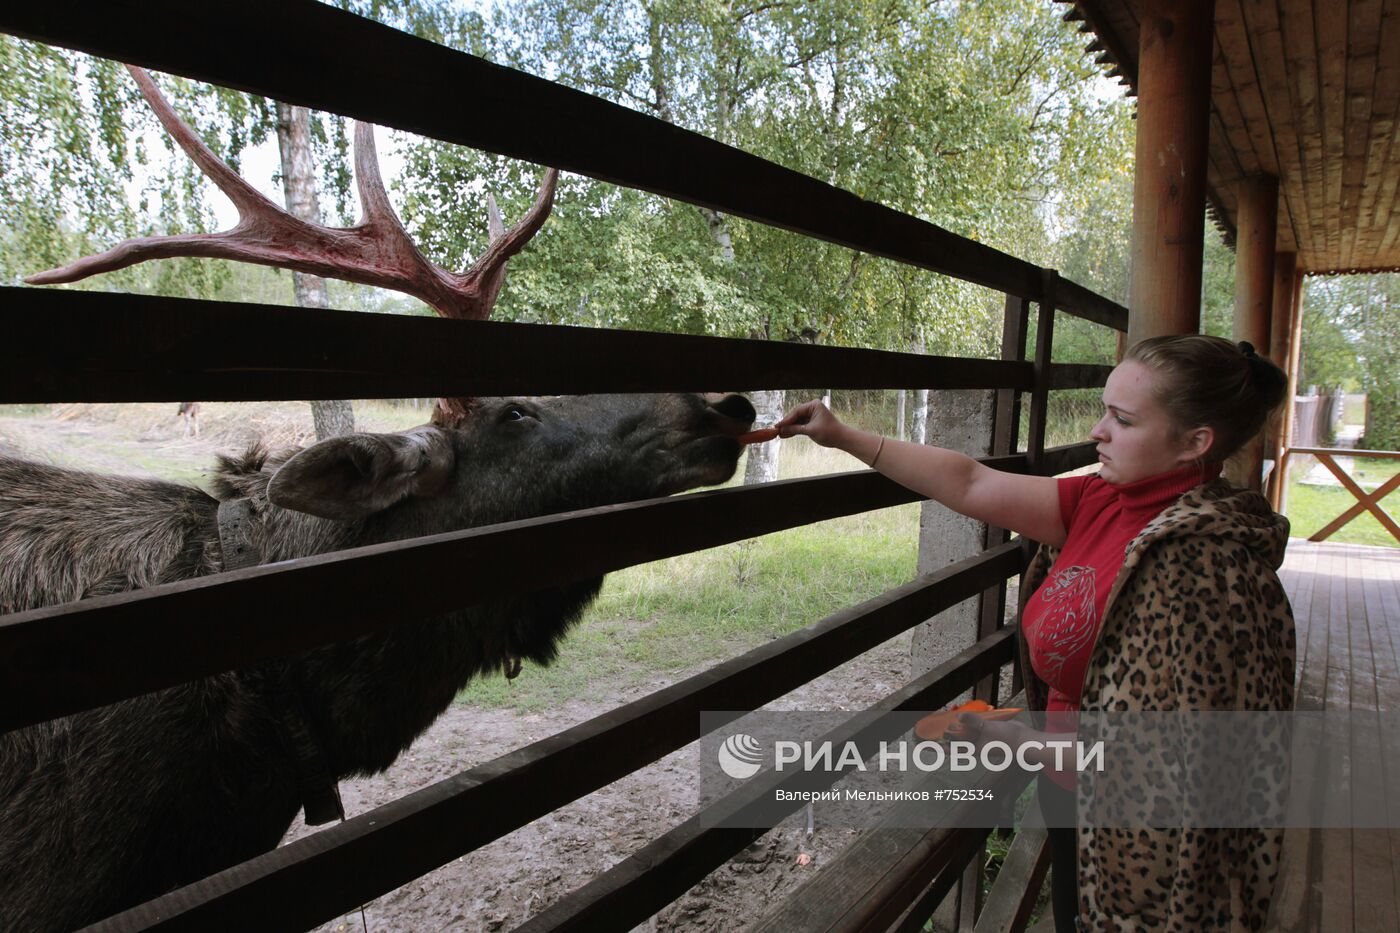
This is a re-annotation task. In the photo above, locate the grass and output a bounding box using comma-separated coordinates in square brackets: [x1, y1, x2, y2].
[0, 400, 431, 489]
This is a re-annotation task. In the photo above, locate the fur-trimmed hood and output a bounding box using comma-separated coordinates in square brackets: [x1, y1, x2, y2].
[1127, 478, 1290, 571]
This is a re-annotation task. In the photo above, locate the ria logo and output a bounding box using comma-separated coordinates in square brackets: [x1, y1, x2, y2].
[717, 733, 764, 779]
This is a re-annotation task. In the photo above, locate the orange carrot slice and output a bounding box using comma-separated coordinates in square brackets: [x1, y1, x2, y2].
[914, 701, 1023, 741]
[737, 427, 779, 445]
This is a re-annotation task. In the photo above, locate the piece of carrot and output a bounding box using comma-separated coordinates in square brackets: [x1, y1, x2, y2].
[913, 701, 1024, 741]
[737, 427, 780, 445]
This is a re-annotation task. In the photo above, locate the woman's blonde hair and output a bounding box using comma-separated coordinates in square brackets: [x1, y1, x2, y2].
[1124, 334, 1288, 462]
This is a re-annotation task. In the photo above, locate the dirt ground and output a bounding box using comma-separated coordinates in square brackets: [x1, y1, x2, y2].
[292, 635, 916, 933]
[0, 404, 953, 932]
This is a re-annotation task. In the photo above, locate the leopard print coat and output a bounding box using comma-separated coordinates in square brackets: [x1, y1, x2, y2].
[1017, 478, 1296, 932]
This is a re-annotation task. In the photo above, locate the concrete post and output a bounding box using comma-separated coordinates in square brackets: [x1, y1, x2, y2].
[916, 388, 995, 931]
[910, 389, 996, 678]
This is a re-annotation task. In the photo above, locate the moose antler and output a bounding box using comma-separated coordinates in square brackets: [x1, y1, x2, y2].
[27, 66, 558, 426]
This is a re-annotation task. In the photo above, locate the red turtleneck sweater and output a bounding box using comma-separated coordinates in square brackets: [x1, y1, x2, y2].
[1023, 462, 1223, 717]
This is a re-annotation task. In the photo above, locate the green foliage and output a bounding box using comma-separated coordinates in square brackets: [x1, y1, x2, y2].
[393, 0, 1136, 355]
[1299, 274, 1400, 449]
[5, 1, 1139, 368]
[1199, 226, 1237, 340]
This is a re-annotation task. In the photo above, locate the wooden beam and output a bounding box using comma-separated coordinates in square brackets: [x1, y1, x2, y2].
[0, 287, 1031, 401]
[1127, 0, 1217, 344]
[1364, 0, 1400, 267]
[1307, 453, 1400, 544]
[1237, 0, 1312, 257]
[1339, 0, 1384, 270]
[978, 294, 1033, 703]
[1315, 1, 1348, 268]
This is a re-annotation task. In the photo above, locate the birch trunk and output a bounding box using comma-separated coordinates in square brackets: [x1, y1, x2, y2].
[895, 390, 907, 441]
[912, 389, 930, 444]
[912, 336, 929, 444]
[276, 102, 355, 440]
[743, 388, 785, 485]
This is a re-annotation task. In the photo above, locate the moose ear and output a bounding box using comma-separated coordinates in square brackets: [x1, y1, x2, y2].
[267, 427, 455, 520]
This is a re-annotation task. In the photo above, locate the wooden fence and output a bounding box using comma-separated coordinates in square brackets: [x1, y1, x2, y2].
[0, 2, 1128, 930]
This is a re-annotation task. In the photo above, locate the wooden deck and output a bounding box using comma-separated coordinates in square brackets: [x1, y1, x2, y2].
[1268, 538, 1400, 932]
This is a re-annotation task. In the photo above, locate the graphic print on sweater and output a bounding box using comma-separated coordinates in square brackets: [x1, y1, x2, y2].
[1030, 565, 1098, 682]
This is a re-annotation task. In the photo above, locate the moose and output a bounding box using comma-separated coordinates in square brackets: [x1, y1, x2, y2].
[1, 66, 757, 932]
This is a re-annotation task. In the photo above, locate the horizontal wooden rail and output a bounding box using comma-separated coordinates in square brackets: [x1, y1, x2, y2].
[762, 814, 1007, 933]
[1, 439, 1091, 733]
[1286, 446, 1400, 461]
[1052, 280, 1127, 331]
[751, 691, 1031, 933]
[1046, 363, 1114, 390]
[516, 630, 1019, 933]
[0, 287, 1031, 402]
[0, 4, 1125, 330]
[91, 545, 1025, 931]
[1040, 441, 1097, 475]
[888, 829, 996, 933]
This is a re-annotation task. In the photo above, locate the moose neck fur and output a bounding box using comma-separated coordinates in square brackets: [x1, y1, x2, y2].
[217, 444, 606, 777]
[0, 448, 603, 932]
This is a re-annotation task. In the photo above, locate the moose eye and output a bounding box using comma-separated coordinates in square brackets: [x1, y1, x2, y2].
[501, 405, 534, 423]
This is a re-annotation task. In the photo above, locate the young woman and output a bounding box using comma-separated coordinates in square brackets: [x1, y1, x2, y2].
[774, 334, 1295, 932]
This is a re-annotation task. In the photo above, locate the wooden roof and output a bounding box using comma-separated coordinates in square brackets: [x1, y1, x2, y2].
[1064, 0, 1400, 275]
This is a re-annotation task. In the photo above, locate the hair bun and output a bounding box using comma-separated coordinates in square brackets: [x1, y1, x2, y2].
[1237, 340, 1258, 358]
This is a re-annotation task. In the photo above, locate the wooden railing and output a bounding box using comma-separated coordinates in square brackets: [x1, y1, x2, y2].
[0, 2, 1129, 930]
[1279, 446, 1400, 545]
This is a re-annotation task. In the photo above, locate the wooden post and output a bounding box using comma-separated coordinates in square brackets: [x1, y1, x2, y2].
[1229, 174, 1280, 489]
[1278, 273, 1306, 513]
[1269, 253, 1298, 368]
[1266, 252, 1298, 507]
[1234, 175, 1280, 352]
[1127, 0, 1217, 345]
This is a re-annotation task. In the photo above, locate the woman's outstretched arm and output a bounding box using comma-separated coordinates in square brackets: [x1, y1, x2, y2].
[775, 400, 1068, 547]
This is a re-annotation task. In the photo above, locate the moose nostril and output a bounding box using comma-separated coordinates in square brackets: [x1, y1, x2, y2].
[710, 393, 756, 425]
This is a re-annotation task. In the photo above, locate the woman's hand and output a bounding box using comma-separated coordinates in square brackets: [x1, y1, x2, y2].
[953, 714, 1036, 751]
[952, 713, 1065, 773]
[774, 400, 846, 447]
